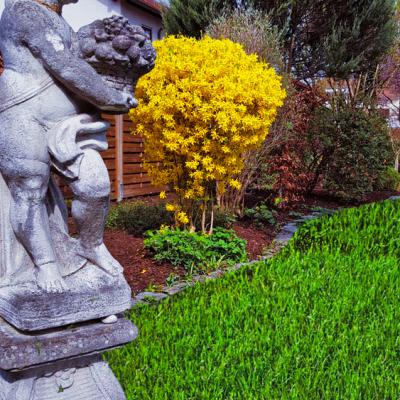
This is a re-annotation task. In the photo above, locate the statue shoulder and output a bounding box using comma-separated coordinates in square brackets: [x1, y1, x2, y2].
[3, 0, 58, 37]
[6, 0, 50, 23]
[6, 0, 33, 12]
[7, 0, 40, 10]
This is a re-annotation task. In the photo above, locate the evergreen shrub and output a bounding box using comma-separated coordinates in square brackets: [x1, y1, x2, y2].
[376, 167, 400, 191]
[310, 103, 394, 202]
[106, 201, 174, 236]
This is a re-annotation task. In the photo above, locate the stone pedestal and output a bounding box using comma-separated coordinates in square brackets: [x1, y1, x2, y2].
[0, 264, 133, 332]
[0, 317, 137, 399]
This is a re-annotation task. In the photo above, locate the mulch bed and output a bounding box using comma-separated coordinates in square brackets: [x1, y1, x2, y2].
[103, 230, 185, 294]
[104, 190, 400, 294]
[233, 223, 275, 260]
[104, 222, 276, 295]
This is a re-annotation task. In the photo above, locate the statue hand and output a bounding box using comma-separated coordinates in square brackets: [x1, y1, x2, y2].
[101, 92, 138, 113]
[126, 94, 139, 109]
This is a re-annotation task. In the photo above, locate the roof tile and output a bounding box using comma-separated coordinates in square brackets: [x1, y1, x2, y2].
[134, 0, 162, 12]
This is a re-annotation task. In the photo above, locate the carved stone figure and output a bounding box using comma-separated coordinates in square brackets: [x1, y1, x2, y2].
[0, 0, 155, 331]
[0, 1, 156, 398]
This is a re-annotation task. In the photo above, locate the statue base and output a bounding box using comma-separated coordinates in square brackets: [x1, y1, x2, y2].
[0, 317, 137, 399]
[0, 263, 132, 331]
[0, 355, 126, 400]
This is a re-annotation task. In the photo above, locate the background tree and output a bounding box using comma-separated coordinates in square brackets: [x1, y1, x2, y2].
[378, 32, 400, 169]
[165, 0, 397, 82]
[163, 0, 236, 38]
[207, 7, 283, 72]
[249, 0, 397, 81]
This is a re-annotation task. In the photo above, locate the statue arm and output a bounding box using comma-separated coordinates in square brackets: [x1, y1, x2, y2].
[14, 2, 133, 112]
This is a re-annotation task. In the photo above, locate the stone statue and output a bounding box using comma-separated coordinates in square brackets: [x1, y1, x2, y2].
[0, 1, 156, 398]
[0, 0, 155, 331]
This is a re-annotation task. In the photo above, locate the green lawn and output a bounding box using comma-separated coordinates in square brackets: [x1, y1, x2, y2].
[107, 200, 400, 399]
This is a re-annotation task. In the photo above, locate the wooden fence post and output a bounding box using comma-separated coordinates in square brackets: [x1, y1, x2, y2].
[115, 115, 124, 202]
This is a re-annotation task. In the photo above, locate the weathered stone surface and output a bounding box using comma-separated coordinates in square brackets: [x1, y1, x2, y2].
[0, 355, 127, 400]
[0, 2, 152, 398]
[162, 283, 189, 296]
[0, 263, 132, 332]
[77, 15, 156, 94]
[0, 317, 138, 371]
[275, 222, 301, 244]
[134, 291, 168, 303]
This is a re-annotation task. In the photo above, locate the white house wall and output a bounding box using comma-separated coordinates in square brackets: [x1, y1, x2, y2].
[0, 0, 162, 39]
[63, 0, 123, 31]
[121, 2, 163, 41]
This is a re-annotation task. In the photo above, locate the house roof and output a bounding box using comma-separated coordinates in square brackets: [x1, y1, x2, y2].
[380, 87, 400, 103]
[126, 0, 163, 15]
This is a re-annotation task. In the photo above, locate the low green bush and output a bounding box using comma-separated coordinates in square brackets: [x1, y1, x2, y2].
[375, 166, 400, 191]
[212, 210, 237, 229]
[144, 227, 248, 274]
[106, 201, 174, 236]
[244, 203, 277, 227]
[310, 103, 394, 202]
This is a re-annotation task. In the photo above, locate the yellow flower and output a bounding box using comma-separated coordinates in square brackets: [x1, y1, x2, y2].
[177, 211, 189, 225]
[159, 191, 167, 199]
[184, 189, 194, 199]
[215, 165, 226, 174]
[186, 160, 199, 170]
[229, 179, 242, 190]
[166, 203, 176, 212]
[221, 145, 230, 154]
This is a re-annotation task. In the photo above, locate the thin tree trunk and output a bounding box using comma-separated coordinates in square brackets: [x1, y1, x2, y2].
[208, 198, 214, 235]
[201, 202, 206, 234]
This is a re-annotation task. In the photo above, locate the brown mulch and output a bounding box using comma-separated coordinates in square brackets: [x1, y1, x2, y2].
[104, 223, 276, 294]
[233, 223, 275, 260]
[103, 230, 185, 295]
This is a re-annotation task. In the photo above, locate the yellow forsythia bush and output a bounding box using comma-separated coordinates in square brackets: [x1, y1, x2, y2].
[130, 35, 286, 232]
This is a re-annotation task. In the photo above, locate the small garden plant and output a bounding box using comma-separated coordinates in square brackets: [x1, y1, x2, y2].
[144, 227, 248, 274]
[244, 203, 277, 227]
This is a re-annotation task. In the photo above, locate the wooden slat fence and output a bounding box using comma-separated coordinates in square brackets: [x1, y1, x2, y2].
[101, 114, 164, 201]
